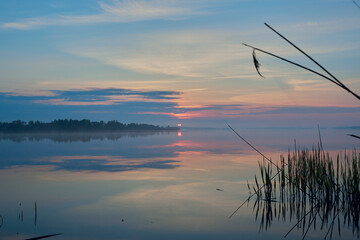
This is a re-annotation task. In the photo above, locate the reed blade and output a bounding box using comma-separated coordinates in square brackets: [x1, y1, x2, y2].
[347, 134, 360, 140]
[263, 22, 360, 100]
[24, 233, 63, 240]
[351, 0, 360, 8]
[243, 43, 342, 88]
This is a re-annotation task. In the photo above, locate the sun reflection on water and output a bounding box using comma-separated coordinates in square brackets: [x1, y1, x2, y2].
[0, 129, 356, 240]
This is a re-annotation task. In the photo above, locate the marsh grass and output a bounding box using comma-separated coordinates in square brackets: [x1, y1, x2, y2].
[238, 21, 359, 239]
[24, 233, 63, 240]
[35, 201, 37, 226]
[0, 201, 61, 240]
[243, 23, 360, 101]
[249, 147, 360, 239]
[352, 0, 360, 9]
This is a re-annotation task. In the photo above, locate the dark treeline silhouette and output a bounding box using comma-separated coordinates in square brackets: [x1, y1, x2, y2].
[0, 119, 179, 133]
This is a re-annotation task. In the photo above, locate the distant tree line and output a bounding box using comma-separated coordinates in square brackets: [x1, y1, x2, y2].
[0, 119, 179, 133]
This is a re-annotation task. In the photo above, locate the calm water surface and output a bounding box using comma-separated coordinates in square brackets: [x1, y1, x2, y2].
[0, 128, 358, 240]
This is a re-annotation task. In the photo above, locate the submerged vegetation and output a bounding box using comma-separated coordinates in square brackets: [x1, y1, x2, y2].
[0, 119, 179, 133]
[1, 201, 62, 240]
[247, 147, 360, 239]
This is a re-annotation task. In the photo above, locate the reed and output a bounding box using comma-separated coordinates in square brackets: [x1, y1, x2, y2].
[352, 0, 360, 9]
[35, 201, 37, 226]
[248, 147, 360, 239]
[24, 233, 63, 240]
[243, 23, 360, 101]
[236, 22, 359, 239]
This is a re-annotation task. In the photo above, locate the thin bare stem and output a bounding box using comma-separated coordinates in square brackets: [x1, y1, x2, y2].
[242, 43, 342, 88]
[228, 124, 277, 166]
[229, 170, 283, 218]
[318, 125, 324, 153]
[347, 134, 360, 139]
[24, 233, 63, 240]
[262, 23, 360, 100]
[352, 0, 360, 8]
[227, 125, 320, 218]
[264, 23, 342, 86]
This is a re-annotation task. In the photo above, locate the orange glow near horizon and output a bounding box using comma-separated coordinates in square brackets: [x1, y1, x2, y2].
[178, 131, 182, 137]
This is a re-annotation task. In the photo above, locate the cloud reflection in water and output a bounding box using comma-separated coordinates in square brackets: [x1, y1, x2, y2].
[46, 156, 179, 172]
[0, 132, 182, 172]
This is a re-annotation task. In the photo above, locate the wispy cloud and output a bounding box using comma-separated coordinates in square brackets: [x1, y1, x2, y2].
[0, 88, 182, 122]
[138, 103, 360, 120]
[68, 19, 360, 79]
[70, 29, 248, 78]
[277, 18, 360, 36]
[0, 88, 359, 125]
[0, 154, 179, 172]
[1, 0, 198, 30]
[3, 88, 180, 106]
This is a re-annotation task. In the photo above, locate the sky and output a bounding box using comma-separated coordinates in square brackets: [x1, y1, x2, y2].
[0, 0, 359, 128]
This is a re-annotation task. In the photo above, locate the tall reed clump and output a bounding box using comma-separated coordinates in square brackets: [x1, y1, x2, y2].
[238, 22, 359, 238]
[253, 148, 360, 209]
[248, 147, 360, 238]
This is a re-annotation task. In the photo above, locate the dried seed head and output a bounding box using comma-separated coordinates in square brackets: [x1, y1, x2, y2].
[252, 49, 264, 78]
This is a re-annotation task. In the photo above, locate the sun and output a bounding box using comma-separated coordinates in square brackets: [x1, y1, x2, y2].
[177, 124, 182, 127]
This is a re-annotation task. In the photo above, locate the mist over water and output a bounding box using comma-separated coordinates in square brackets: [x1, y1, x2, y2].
[0, 128, 358, 240]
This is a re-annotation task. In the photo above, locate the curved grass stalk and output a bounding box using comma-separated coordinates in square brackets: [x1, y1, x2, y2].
[243, 23, 360, 100]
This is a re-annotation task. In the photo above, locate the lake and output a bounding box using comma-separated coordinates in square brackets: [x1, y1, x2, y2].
[0, 127, 358, 240]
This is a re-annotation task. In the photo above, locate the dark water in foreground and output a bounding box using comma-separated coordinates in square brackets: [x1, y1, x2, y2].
[0, 128, 358, 240]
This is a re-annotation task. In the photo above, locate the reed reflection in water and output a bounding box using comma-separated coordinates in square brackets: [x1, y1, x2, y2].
[247, 147, 360, 239]
[0, 128, 358, 239]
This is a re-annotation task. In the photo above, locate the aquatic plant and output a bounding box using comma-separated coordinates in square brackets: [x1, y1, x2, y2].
[243, 23, 360, 101]
[228, 125, 360, 238]
[1, 201, 62, 240]
[243, 23, 360, 141]
[352, 0, 360, 9]
[248, 147, 360, 239]
[24, 233, 63, 240]
[35, 201, 37, 225]
[236, 21, 360, 239]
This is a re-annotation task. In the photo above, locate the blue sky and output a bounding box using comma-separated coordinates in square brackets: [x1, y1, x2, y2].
[0, 0, 359, 127]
